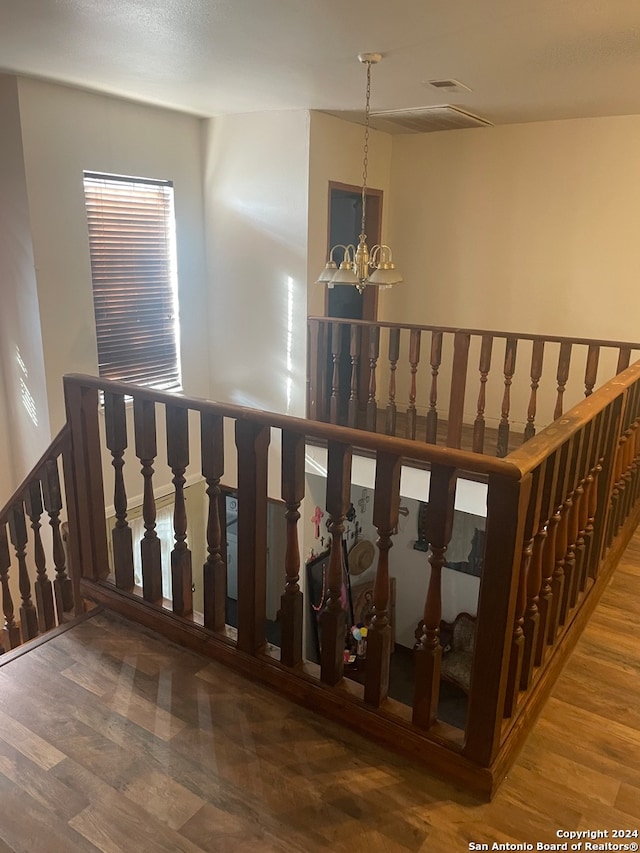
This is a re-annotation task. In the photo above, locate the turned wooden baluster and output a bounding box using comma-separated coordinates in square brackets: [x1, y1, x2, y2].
[166, 405, 193, 617]
[562, 487, 583, 620]
[201, 412, 225, 632]
[496, 338, 518, 458]
[553, 342, 572, 421]
[347, 325, 361, 428]
[616, 347, 631, 374]
[524, 340, 545, 441]
[329, 323, 342, 425]
[134, 398, 163, 604]
[504, 532, 532, 717]
[607, 407, 629, 547]
[0, 523, 20, 650]
[521, 522, 547, 687]
[568, 430, 594, 610]
[626, 413, 640, 520]
[8, 501, 38, 642]
[41, 459, 73, 617]
[364, 452, 401, 707]
[536, 501, 560, 666]
[104, 392, 134, 590]
[280, 430, 305, 667]
[406, 329, 421, 440]
[425, 331, 443, 444]
[24, 481, 56, 633]
[549, 494, 572, 641]
[586, 410, 608, 579]
[585, 409, 610, 579]
[473, 335, 493, 454]
[505, 465, 545, 713]
[320, 441, 352, 685]
[385, 328, 401, 436]
[235, 420, 270, 654]
[366, 326, 381, 432]
[546, 442, 571, 645]
[520, 462, 554, 692]
[559, 453, 583, 627]
[413, 464, 456, 729]
[584, 345, 600, 397]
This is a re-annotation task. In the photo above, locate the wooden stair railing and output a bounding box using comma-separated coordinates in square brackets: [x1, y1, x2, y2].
[0, 426, 77, 654]
[52, 362, 640, 797]
[308, 317, 640, 456]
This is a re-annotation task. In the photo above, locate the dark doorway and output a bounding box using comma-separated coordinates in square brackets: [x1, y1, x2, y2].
[324, 182, 382, 425]
[325, 183, 382, 323]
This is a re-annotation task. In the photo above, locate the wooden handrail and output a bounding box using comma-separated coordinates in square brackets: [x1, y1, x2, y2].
[506, 360, 640, 476]
[62, 374, 522, 479]
[0, 425, 70, 522]
[308, 317, 640, 353]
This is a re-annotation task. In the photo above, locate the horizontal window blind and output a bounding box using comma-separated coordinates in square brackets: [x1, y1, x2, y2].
[83, 172, 182, 392]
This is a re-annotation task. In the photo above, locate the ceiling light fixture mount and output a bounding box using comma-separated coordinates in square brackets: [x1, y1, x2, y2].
[316, 53, 402, 294]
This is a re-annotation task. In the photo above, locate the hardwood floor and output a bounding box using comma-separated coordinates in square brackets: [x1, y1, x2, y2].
[1, 531, 640, 851]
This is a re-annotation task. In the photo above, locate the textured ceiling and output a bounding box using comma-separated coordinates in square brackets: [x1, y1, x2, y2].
[1, 0, 640, 124]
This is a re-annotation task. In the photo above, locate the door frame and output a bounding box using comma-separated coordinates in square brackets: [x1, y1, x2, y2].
[323, 181, 383, 323]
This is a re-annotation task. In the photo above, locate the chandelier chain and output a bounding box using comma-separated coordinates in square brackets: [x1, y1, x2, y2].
[361, 60, 371, 239]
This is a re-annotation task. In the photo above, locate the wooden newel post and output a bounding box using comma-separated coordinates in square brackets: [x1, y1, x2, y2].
[464, 473, 531, 767]
[413, 464, 456, 729]
[446, 332, 470, 449]
[320, 441, 352, 685]
[364, 452, 401, 707]
[104, 392, 134, 591]
[64, 378, 109, 582]
[280, 430, 305, 667]
[201, 412, 226, 632]
[235, 420, 270, 654]
[166, 405, 193, 617]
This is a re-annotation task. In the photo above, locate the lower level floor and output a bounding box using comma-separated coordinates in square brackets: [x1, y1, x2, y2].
[0, 529, 639, 852]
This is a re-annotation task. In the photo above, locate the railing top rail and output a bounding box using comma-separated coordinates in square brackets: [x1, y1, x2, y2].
[0, 424, 70, 522]
[308, 316, 640, 352]
[63, 374, 521, 480]
[506, 359, 640, 475]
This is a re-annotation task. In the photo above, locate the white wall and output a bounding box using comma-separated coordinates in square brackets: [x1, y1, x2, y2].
[307, 111, 394, 317]
[387, 115, 640, 339]
[0, 75, 52, 494]
[16, 78, 211, 435]
[202, 110, 310, 418]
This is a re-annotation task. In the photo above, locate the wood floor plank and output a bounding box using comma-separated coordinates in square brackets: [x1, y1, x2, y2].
[0, 706, 66, 771]
[2, 528, 640, 850]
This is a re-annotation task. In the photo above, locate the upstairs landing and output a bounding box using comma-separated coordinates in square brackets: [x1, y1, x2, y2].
[0, 530, 639, 852]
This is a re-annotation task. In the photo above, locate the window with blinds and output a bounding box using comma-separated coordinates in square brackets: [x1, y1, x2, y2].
[83, 172, 182, 392]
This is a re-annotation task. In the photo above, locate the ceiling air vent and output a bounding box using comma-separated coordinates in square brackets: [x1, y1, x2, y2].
[426, 79, 472, 95]
[368, 105, 493, 134]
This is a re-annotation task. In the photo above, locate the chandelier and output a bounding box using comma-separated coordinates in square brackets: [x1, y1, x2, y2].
[316, 53, 403, 294]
